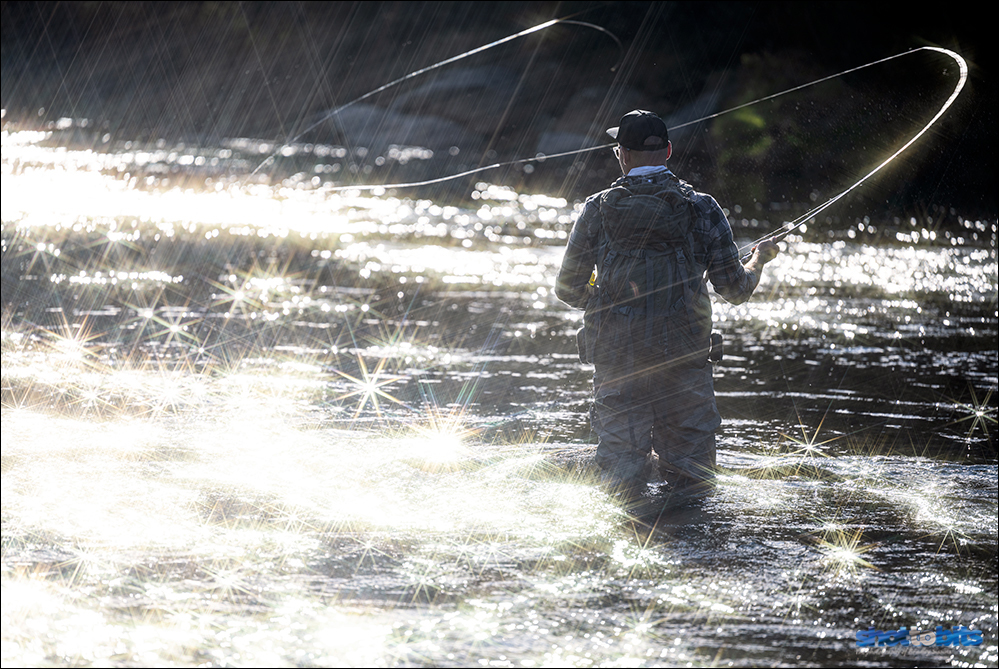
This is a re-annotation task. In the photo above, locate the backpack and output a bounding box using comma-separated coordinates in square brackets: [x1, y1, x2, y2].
[585, 173, 713, 368]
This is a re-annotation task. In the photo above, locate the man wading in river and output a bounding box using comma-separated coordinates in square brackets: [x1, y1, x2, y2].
[555, 110, 779, 503]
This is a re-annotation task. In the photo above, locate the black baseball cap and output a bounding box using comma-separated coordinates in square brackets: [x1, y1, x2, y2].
[606, 110, 669, 151]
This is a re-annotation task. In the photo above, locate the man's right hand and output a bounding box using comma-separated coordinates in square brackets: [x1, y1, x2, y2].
[754, 239, 779, 264]
[742, 239, 779, 280]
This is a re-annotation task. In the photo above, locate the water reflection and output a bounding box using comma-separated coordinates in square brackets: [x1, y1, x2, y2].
[2, 128, 996, 667]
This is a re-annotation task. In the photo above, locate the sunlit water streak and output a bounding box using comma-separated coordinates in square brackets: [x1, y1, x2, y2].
[2, 130, 997, 667]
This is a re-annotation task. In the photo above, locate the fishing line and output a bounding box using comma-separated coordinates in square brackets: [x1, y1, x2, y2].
[245, 17, 623, 182]
[319, 44, 967, 249]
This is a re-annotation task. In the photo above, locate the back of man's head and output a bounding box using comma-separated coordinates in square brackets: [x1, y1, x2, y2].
[607, 110, 669, 151]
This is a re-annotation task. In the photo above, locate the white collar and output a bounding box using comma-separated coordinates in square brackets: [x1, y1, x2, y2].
[626, 165, 670, 177]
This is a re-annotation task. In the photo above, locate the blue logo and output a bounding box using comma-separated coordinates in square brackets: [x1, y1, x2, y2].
[856, 625, 983, 648]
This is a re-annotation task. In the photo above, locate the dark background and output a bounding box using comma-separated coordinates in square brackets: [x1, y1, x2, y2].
[2, 1, 994, 219]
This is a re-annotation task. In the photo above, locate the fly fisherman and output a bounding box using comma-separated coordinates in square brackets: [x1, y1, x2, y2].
[555, 109, 779, 503]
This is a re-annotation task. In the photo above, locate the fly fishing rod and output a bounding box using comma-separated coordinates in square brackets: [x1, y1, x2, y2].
[737, 46, 968, 262]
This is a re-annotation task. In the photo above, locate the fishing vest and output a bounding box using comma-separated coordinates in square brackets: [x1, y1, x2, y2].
[586, 172, 713, 368]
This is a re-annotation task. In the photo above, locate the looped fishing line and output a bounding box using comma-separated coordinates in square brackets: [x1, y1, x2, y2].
[325, 44, 966, 248]
[248, 14, 968, 255]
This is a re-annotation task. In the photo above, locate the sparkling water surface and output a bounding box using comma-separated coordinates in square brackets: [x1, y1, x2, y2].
[2, 129, 996, 667]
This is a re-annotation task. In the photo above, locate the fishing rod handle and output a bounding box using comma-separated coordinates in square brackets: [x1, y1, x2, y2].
[739, 222, 796, 262]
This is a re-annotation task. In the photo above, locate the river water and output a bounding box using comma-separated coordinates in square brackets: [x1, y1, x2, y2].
[2, 127, 996, 667]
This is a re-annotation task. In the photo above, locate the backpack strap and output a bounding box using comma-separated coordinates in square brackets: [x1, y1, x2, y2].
[672, 247, 696, 346]
[597, 247, 619, 289]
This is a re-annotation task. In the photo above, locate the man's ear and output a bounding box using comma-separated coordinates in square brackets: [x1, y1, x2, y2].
[666, 141, 672, 161]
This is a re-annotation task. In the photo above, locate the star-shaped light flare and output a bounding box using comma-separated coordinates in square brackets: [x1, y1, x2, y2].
[816, 527, 877, 577]
[330, 353, 410, 419]
[946, 385, 997, 439]
[157, 317, 201, 348]
[779, 404, 843, 458]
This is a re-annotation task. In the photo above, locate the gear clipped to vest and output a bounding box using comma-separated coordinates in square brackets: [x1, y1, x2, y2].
[586, 173, 714, 368]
